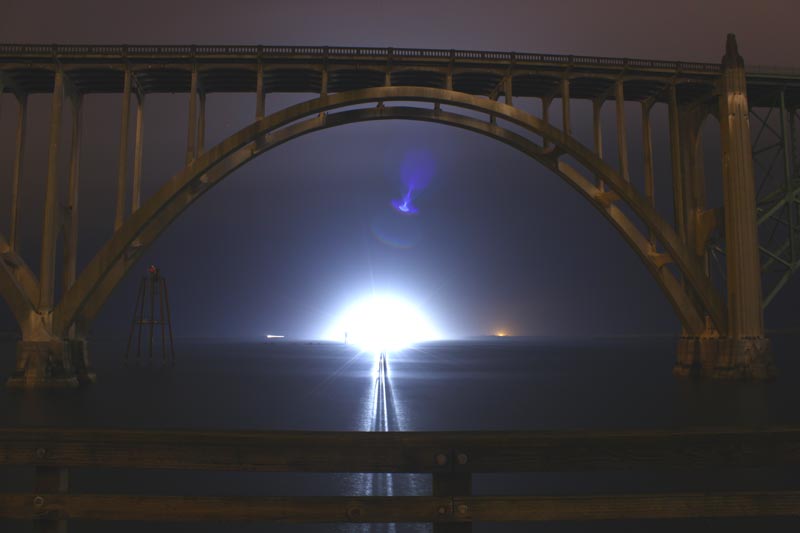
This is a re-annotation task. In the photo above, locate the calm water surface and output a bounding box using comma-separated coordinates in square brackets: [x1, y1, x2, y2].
[1, 336, 799, 532]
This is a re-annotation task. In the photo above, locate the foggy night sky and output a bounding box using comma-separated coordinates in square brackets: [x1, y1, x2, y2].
[1, 0, 799, 340]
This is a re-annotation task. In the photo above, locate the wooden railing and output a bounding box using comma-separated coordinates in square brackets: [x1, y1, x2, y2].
[1, 427, 800, 530]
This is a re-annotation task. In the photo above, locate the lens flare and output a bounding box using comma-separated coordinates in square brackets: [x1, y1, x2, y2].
[391, 189, 418, 214]
[390, 149, 435, 216]
[325, 294, 440, 353]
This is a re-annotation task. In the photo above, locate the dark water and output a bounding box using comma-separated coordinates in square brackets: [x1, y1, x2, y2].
[1, 336, 800, 531]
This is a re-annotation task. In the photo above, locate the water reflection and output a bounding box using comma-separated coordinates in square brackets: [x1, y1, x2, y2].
[365, 351, 397, 432]
[675, 378, 771, 427]
[352, 352, 396, 532]
[349, 351, 425, 532]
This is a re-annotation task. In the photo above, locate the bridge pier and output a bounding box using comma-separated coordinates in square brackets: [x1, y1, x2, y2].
[674, 336, 773, 379]
[673, 35, 776, 380]
[7, 338, 94, 388]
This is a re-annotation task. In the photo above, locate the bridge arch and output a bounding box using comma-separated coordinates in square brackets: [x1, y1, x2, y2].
[51, 87, 725, 338]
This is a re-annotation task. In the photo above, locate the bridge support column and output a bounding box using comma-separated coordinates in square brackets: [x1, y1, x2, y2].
[63, 94, 83, 293]
[9, 95, 27, 251]
[674, 35, 775, 379]
[38, 70, 64, 311]
[256, 60, 265, 118]
[186, 67, 198, 164]
[541, 96, 552, 148]
[593, 97, 605, 190]
[114, 68, 132, 231]
[615, 79, 630, 182]
[131, 95, 144, 213]
[7, 75, 95, 389]
[668, 84, 687, 245]
[642, 100, 656, 247]
[196, 91, 205, 157]
[560, 78, 570, 135]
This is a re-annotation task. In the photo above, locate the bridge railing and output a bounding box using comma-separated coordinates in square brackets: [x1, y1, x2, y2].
[0, 43, 727, 73]
[746, 64, 800, 77]
[1, 427, 800, 530]
[3, 43, 799, 78]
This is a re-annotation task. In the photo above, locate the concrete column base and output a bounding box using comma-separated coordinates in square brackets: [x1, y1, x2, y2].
[7, 339, 96, 388]
[674, 336, 775, 379]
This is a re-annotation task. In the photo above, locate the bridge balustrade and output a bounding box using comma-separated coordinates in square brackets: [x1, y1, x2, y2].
[0, 43, 794, 76]
[0, 43, 750, 79]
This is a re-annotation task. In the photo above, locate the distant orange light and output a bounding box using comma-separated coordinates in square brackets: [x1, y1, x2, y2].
[495, 330, 508, 337]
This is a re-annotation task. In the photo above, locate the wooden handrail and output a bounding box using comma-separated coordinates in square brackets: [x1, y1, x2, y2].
[2, 426, 800, 472]
[2, 426, 800, 529]
[2, 492, 800, 522]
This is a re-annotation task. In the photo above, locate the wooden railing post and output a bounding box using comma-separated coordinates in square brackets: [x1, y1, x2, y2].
[433, 469, 472, 532]
[34, 466, 68, 532]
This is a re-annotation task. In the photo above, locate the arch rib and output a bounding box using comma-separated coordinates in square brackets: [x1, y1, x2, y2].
[0, 233, 37, 329]
[53, 87, 723, 337]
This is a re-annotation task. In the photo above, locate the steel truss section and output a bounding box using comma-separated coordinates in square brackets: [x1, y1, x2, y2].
[707, 93, 799, 309]
[751, 92, 800, 308]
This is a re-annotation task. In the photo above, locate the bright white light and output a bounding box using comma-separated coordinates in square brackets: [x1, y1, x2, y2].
[325, 294, 440, 353]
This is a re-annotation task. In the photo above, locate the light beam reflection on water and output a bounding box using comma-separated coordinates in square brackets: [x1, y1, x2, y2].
[346, 351, 426, 532]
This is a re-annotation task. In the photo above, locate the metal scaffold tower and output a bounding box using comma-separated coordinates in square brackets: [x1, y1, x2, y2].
[125, 265, 176, 364]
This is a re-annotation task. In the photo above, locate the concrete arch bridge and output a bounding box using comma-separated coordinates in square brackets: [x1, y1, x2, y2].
[1, 35, 799, 386]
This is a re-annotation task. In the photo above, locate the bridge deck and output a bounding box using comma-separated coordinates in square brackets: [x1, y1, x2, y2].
[1, 44, 799, 107]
